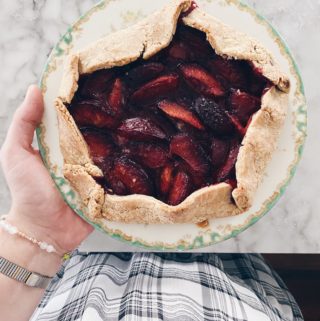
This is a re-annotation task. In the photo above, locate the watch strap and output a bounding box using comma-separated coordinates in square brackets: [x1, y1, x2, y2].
[0, 256, 53, 289]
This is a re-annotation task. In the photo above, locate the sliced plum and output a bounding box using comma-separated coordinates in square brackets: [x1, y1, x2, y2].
[158, 100, 204, 130]
[126, 62, 164, 85]
[117, 117, 166, 141]
[159, 163, 174, 195]
[211, 138, 230, 168]
[130, 74, 179, 104]
[207, 57, 248, 89]
[69, 101, 119, 129]
[215, 139, 241, 182]
[79, 69, 114, 99]
[107, 78, 125, 117]
[170, 133, 209, 176]
[167, 171, 192, 206]
[113, 156, 153, 195]
[122, 142, 169, 169]
[229, 89, 260, 124]
[81, 128, 114, 166]
[180, 64, 225, 97]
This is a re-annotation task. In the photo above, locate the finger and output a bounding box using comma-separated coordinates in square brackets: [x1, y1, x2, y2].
[4, 85, 44, 151]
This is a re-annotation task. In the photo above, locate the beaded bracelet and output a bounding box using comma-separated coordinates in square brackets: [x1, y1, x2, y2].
[0, 215, 71, 261]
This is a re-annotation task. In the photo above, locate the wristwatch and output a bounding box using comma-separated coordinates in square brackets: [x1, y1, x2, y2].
[0, 256, 53, 289]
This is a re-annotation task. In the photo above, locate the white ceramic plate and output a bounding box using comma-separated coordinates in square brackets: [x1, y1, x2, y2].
[37, 0, 307, 251]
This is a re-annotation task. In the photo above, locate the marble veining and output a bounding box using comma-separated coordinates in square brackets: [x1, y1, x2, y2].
[0, 0, 319, 253]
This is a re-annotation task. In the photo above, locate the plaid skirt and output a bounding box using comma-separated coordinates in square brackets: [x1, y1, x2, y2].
[31, 252, 303, 321]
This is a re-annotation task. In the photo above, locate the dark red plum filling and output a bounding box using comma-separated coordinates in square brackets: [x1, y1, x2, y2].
[68, 25, 271, 205]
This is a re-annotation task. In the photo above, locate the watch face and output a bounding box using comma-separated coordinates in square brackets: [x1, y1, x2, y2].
[26, 272, 52, 289]
[26, 273, 41, 287]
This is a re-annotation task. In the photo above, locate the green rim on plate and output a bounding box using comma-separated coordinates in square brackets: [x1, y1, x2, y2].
[36, 0, 307, 251]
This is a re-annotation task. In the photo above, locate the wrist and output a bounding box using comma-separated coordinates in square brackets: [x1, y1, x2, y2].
[7, 208, 69, 255]
[0, 227, 62, 278]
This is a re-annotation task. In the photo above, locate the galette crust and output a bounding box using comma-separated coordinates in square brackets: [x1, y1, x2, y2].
[102, 183, 240, 224]
[59, 54, 79, 104]
[233, 87, 289, 210]
[78, 0, 192, 74]
[55, 0, 290, 223]
[182, 9, 290, 93]
[55, 98, 103, 177]
[63, 164, 104, 219]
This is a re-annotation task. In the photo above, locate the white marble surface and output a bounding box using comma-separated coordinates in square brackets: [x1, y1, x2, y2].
[0, 0, 319, 253]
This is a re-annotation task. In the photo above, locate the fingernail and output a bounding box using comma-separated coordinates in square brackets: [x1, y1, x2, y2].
[25, 86, 32, 99]
[25, 85, 37, 101]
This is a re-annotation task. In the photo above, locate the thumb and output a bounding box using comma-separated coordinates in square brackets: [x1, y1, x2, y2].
[4, 85, 44, 151]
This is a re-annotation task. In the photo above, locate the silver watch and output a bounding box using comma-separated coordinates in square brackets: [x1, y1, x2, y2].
[0, 256, 53, 289]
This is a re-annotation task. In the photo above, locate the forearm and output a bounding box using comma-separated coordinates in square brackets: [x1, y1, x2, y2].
[0, 226, 62, 321]
[0, 85, 92, 320]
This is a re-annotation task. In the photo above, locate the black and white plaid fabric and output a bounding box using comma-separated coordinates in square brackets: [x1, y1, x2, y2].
[30, 252, 303, 321]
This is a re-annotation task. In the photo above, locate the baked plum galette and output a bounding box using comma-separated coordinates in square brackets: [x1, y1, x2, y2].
[55, 0, 290, 224]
